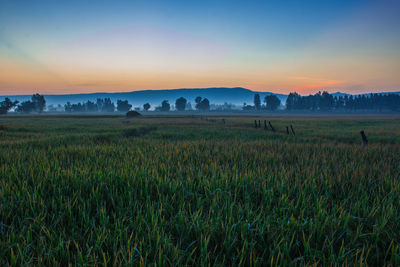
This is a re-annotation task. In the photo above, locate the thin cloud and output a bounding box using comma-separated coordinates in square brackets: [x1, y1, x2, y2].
[292, 76, 344, 89]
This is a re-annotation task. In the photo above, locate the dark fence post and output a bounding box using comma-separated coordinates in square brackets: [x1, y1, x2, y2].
[269, 121, 275, 132]
[290, 125, 296, 136]
[360, 130, 368, 145]
[264, 120, 268, 130]
[258, 120, 261, 128]
[286, 126, 289, 135]
[254, 120, 258, 128]
[222, 119, 225, 124]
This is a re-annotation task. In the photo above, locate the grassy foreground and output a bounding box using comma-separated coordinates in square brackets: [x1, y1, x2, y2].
[0, 115, 399, 266]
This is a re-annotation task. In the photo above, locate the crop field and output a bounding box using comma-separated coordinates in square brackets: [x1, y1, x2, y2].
[0, 114, 400, 266]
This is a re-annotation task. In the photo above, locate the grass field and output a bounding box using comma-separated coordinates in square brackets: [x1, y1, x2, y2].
[1, 114, 400, 266]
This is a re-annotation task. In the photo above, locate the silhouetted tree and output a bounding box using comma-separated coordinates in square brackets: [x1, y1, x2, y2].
[64, 102, 87, 113]
[143, 103, 151, 111]
[16, 94, 46, 113]
[195, 96, 202, 105]
[160, 100, 170, 111]
[202, 98, 210, 110]
[0, 98, 19, 114]
[196, 97, 210, 111]
[265, 95, 281, 111]
[254, 94, 261, 110]
[285, 92, 300, 110]
[117, 100, 132, 112]
[64, 102, 72, 112]
[175, 97, 187, 111]
[335, 96, 345, 109]
[85, 101, 98, 112]
[96, 98, 104, 111]
[320, 91, 334, 110]
[16, 101, 35, 113]
[32, 93, 46, 113]
[101, 98, 115, 112]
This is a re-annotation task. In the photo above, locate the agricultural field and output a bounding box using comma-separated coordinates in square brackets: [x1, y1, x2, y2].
[0, 114, 399, 266]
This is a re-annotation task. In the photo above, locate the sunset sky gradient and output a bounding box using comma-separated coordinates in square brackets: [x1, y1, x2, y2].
[1, 0, 399, 95]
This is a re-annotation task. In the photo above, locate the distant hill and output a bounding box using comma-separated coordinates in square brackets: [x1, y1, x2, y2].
[1, 87, 287, 108]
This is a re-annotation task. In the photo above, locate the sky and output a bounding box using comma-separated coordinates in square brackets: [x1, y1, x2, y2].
[0, 0, 399, 95]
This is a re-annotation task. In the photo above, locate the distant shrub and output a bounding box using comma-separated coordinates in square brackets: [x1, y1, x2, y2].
[126, 111, 142, 117]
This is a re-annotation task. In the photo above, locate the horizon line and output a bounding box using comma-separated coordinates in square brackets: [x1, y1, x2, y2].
[1, 87, 399, 97]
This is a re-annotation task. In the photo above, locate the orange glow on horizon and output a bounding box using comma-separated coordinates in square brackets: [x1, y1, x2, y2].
[1, 53, 399, 96]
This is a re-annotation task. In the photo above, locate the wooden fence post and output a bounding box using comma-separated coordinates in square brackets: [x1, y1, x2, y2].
[258, 120, 261, 128]
[286, 126, 289, 135]
[269, 121, 275, 132]
[254, 120, 258, 128]
[360, 130, 368, 145]
[264, 120, 268, 130]
[290, 125, 296, 136]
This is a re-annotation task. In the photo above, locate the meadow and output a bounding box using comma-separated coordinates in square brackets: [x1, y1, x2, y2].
[0, 114, 399, 266]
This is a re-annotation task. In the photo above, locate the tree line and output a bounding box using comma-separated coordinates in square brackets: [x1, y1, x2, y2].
[246, 92, 400, 111]
[0, 94, 211, 114]
[285, 91, 400, 111]
[243, 94, 281, 111]
[0, 94, 45, 114]
[1, 91, 400, 115]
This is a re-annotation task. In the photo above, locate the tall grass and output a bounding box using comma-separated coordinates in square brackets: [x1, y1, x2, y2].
[0, 115, 399, 266]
